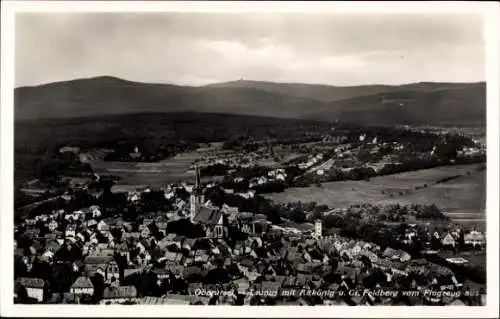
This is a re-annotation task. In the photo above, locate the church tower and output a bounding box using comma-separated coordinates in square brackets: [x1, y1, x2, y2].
[190, 164, 202, 221]
[314, 219, 323, 239]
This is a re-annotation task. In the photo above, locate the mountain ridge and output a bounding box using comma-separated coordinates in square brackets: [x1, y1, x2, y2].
[14, 76, 486, 127]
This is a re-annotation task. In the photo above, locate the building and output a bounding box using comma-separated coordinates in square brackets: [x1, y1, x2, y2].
[189, 165, 228, 239]
[48, 220, 58, 232]
[16, 277, 45, 302]
[314, 219, 323, 239]
[464, 230, 486, 248]
[70, 276, 94, 296]
[101, 286, 138, 304]
[84, 256, 120, 284]
[236, 213, 256, 235]
[59, 146, 80, 154]
[193, 207, 229, 239]
[189, 164, 205, 222]
[441, 233, 456, 248]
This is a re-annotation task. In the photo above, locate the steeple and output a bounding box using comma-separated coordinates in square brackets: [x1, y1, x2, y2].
[194, 164, 201, 191]
[190, 163, 203, 222]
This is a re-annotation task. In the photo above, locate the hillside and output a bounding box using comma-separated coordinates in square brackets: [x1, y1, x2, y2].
[14, 76, 485, 127]
[15, 76, 325, 120]
[304, 83, 486, 127]
[205, 80, 394, 102]
[14, 112, 331, 184]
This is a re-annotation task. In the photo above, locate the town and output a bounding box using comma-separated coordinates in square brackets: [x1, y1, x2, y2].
[14, 124, 487, 306]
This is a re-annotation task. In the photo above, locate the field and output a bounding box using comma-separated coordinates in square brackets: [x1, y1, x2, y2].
[265, 164, 486, 230]
[89, 149, 232, 187]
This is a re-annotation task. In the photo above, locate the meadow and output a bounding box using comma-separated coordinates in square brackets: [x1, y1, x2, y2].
[265, 164, 486, 230]
[89, 149, 231, 187]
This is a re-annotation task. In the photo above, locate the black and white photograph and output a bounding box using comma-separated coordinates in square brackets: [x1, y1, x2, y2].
[1, 1, 499, 317]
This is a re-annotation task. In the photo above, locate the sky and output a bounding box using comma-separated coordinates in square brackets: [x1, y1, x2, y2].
[15, 12, 485, 87]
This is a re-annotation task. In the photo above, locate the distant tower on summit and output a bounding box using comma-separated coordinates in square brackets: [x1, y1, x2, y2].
[190, 164, 204, 221]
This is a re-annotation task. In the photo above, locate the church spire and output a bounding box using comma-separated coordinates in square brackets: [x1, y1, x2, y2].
[194, 163, 201, 190]
[190, 163, 202, 222]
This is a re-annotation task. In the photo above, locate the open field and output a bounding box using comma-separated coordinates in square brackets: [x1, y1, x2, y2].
[90, 149, 220, 187]
[265, 164, 486, 230]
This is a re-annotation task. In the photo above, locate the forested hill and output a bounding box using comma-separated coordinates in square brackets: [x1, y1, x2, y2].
[15, 76, 485, 127]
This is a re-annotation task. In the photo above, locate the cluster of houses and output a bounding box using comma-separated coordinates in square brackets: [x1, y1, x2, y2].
[296, 138, 409, 178]
[435, 229, 486, 251]
[14, 164, 486, 307]
[457, 146, 484, 157]
[194, 147, 280, 170]
[14, 205, 485, 306]
[329, 205, 486, 253]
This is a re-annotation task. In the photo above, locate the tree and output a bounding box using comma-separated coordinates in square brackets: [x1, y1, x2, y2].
[166, 219, 205, 238]
[290, 210, 306, 223]
[50, 262, 74, 294]
[14, 256, 28, 279]
[91, 273, 105, 303]
[267, 210, 282, 225]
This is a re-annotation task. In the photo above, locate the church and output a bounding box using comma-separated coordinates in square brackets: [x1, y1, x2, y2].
[189, 165, 229, 239]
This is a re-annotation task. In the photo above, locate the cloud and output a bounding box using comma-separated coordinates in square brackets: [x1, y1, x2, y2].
[15, 12, 485, 87]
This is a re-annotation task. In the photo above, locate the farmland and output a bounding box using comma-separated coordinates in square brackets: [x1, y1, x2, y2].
[265, 164, 486, 230]
[88, 147, 237, 187]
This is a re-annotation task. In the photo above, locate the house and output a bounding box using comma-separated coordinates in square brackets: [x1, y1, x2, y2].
[449, 299, 466, 306]
[175, 199, 187, 210]
[65, 224, 77, 238]
[382, 247, 398, 259]
[70, 276, 94, 296]
[258, 281, 281, 297]
[163, 252, 184, 263]
[156, 222, 168, 234]
[398, 250, 411, 262]
[40, 250, 55, 263]
[405, 259, 428, 274]
[123, 232, 140, 240]
[382, 247, 411, 262]
[163, 294, 192, 305]
[97, 220, 110, 235]
[360, 250, 378, 263]
[23, 228, 40, 239]
[157, 235, 176, 251]
[140, 227, 151, 238]
[194, 251, 209, 264]
[24, 218, 37, 227]
[90, 206, 102, 218]
[165, 262, 184, 278]
[182, 238, 197, 251]
[83, 256, 120, 283]
[464, 230, 485, 248]
[152, 268, 170, 280]
[48, 220, 58, 232]
[234, 278, 250, 295]
[100, 286, 138, 304]
[16, 277, 45, 302]
[441, 233, 456, 248]
[59, 146, 80, 154]
[237, 258, 257, 278]
[86, 219, 98, 228]
[297, 263, 315, 274]
[446, 257, 469, 265]
[72, 260, 85, 273]
[128, 192, 141, 203]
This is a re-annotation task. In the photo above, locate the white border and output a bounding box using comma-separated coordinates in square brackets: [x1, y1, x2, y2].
[1, 1, 499, 318]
